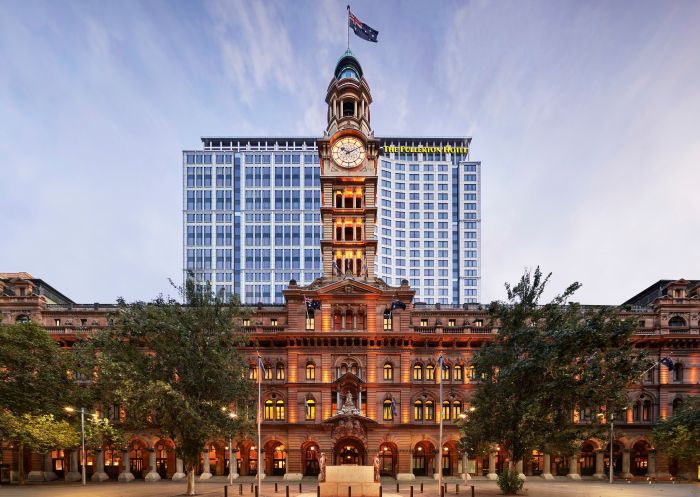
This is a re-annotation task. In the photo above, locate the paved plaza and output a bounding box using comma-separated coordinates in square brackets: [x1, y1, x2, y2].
[0, 479, 698, 497]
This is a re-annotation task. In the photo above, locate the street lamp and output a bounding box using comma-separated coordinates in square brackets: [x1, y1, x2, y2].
[222, 407, 238, 485]
[599, 407, 628, 484]
[64, 406, 86, 486]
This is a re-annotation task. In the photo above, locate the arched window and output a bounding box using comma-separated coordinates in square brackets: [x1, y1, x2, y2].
[442, 401, 451, 420]
[414, 400, 423, 421]
[425, 400, 435, 421]
[275, 400, 285, 420]
[276, 363, 285, 380]
[264, 365, 272, 380]
[668, 316, 686, 327]
[632, 400, 641, 422]
[453, 365, 463, 382]
[345, 310, 353, 329]
[672, 397, 683, 413]
[642, 398, 651, 422]
[452, 401, 462, 419]
[305, 399, 315, 421]
[413, 364, 423, 381]
[467, 366, 475, 380]
[441, 365, 450, 381]
[264, 400, 274, 420]
[249, 365, 257, 381]
[383, 363, 394, 381]
[335, 191, 343, 208]
[383, 399, 394, 421]
[306, 311, 315, 331]
[426, 364, 435, 381]
[15, 314, 30, 323]
[306, 363, 316, 381]
[672, 363, 683, 382]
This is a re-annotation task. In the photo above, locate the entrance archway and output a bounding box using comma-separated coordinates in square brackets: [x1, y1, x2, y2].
[302, 442, 320, 476]
[604, 441, 623, 477]
[580, 442, 595, 476]
[154, 439, 175, 479]
[632, 440, 651, 476]
[378, 443, 397, 477]
[264, 440, 286, 476]
[413, 441, 435, 476]
[128, 440, 147, 479]
[334, 438, 365, 465]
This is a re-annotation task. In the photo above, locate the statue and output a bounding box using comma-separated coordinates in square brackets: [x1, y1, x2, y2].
[374, 453, 381, 482]
[318, 452, 326, 482]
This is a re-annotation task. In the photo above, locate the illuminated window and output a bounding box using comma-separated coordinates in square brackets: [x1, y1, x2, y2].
[306, 363, 316, 381]
[441, 365, 450, 381]
[270, 318, 278, 326]
[383, 312, 392, 330]
[420, 319, 428, 327]
[383, 363, 394, 381]
[305, 399, 315, 421]
[452, 401, 462, 419]
[275, 400, 285, 420]
[383, 399, 394, 421]
[264, 365, 272, 380]
[276, 363, 285, 380]
[453, 365, 463, 381]
[442, 401, 451, 420]
[426, 364, 435, 381]
[306, 312, 315, 331]
[249, 365, 257, 381]
[448, 319, 456, 327]
[425, 401, 434, 421]
[243, 318, 250, 327]
[264, 400, 274, 420]
[414, 400, 423, 421]
[413, 364, 423, 381]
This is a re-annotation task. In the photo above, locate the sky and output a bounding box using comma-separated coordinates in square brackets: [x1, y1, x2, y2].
[1, 0, 699, 305]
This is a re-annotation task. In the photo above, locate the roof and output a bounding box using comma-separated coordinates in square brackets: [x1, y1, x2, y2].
[622, 279, 700, 307]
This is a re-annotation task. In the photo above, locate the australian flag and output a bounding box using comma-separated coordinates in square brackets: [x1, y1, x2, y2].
[660, 357, 674, 371]
[348, 7, 378, 43]
[304, 297, 321, 311]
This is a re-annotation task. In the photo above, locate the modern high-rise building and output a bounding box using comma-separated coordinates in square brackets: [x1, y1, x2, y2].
[183, 56, 480, 305]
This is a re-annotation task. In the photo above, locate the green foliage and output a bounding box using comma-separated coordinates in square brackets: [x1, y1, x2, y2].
[0, 322, 74, 416]
[461, 267, 649, 463]
[497, 469, 524, 495]
[85, 416, 125, 449]
[82, 278, 253, 494]
[1, 412, 80, 453]
[653, 396, 700, 472]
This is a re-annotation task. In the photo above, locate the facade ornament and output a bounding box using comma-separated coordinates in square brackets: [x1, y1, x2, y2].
[318, 452, 326, 482]
[373, 453, 381, 482]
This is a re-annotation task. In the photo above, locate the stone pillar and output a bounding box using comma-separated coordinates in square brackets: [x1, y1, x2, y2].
[542, 453, 553, 480]
[516, 460, 526, 480]
[462, 453, 471, 480]
[409, 450, 414, 473]
[337, 391, 341, 413]
[172, 458, 186, 480]
[118, 449, 135, 482]
[230, 449, 239, 479]
[65, 450, 81, 481]
[648, 450, 656, 478]
[43, 452, 57, 481]
[358, 391, 362, 414]
[622, 449, 632, 478]
[200, 449, 212, 479]
[593, 450, 605, 479]
[260, 448, 266, 478]
[487, 450, 497, 480]
[145, 448, 161, 481]
[91, 449, 109, 482]
[567, 452, 581, 480]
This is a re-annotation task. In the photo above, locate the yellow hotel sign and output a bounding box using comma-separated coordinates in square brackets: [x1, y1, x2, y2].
[381, 145, 468, 154]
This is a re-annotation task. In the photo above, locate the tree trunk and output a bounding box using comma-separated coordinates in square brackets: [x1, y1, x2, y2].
[18, 442, 26, 485]
[186, 467, 196, 496]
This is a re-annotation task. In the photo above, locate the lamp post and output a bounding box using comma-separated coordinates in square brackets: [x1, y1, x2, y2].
[65, 407, 86, 486]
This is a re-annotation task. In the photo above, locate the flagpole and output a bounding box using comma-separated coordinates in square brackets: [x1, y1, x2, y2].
[347, 5, 350, 49]
[438, 355, 444, 497]
[257, 354, 262, 495]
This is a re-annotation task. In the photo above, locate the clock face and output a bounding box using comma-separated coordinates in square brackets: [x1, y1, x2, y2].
[331, 136, 366, 169]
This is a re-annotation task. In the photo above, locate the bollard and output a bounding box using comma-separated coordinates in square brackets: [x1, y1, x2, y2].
[380, 486, 383, 497]
[410, 485, 414, 497]
[300, 483, 303, 493]
[348, 485, 352, 497]
[225, 486, 229, 497]
[421, 482, 424, 493]
[470, 485, 475, 497]
[456, 484, 459, 494]
[275, 483, 278, 493]
[440, 484, 444, 497]
[255, 485, 259, 497]
[251, 483, 254, 493]
[397, 483, 400, 492]
[287, 486, 290, 497]
[317, 486, 320, 497]
[240, 484, 243, 495]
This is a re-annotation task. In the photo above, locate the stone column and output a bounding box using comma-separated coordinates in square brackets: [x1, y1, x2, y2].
[260, 448, 265, 478]
[145, 448, 161, 481]
[200, 449, 212, 479]
[91, 449, 109, 482]
[567, 452, 581, 480]
[516, 460, 526, 480]
[358, 391, 362, 414]
[542, 453, 553, 480]
[648, 450, 656, 478]
[622, 449, 632, 479]
[462, 453, 471, 480]
[173, 458, 186, 480]
[487, 450, 497, 480]
[43, 452, 57, 481]
[65, 450, 81, 481]
[118, 449, 135, 482]
[230, 449, 239, 479]
[593, 450, 605, 479]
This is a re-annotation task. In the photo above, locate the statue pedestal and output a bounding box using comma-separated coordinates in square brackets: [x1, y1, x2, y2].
[319, 466, 380, 497]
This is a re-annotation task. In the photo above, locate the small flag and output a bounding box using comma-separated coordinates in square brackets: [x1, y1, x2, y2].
[304, 297, 321, 310]
[390, 398, 398, 418]
[660, 357, 674, 371]
[257, 354, 267, 376]
[333, 261, 341, 275]
[305, 400, 310, 418]
[348, 7, 378, 43]
[438, 355, 449, 371]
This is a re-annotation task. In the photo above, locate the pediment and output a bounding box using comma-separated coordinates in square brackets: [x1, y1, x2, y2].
[316, 278, 388, 297]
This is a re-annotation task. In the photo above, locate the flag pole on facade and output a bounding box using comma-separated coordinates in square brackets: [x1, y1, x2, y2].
[438, 354, 445, 496]
[347, 5, 351, 49]
[257, 352, 265, 494]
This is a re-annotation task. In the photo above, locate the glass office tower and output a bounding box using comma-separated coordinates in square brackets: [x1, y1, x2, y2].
[183, 136, 480, 304]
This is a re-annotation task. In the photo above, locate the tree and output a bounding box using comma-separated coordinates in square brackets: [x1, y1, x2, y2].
[85, 279, 253, 495]
[0, 322, 77, 483]
[460, 268, 648, 480]
[653, 396, 700, 476]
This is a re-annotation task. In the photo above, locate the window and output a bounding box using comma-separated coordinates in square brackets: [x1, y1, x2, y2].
[442, 401, 451, 420]
[453, 365, 463, 381]
[249, 365, 257, 380]
[275, 400, 285, 420]
[448, 319, 456, 327]
[414, 400, 423, 421]
[264, 365, 273, 380]
[413, 364, 423, 381]
[426, 364, 435, 381]
[276, 364, 285, 380]
[306, 311, 315, 331]
[441, 365, 450, 381]
[668, 316, 686, 327]
[383, 399, 394, 421]
[306, 363, 316, 381]
[452, 401, 462, 419]
[54, 319, 61, 326]
[672, 363, 684, 382]
[264, 400, 274, 420]
[420, 319, 428, 326]
[243, 318, 250, 327]
[305, 399, 315, 421]
[383, 314, 392, 331]
[425, 401, 435, 421]
[270, 318, 278, 326]
[383, 363, 394, 381]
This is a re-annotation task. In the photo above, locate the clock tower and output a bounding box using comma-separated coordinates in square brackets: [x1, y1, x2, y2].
[318, 50, 379, 280]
